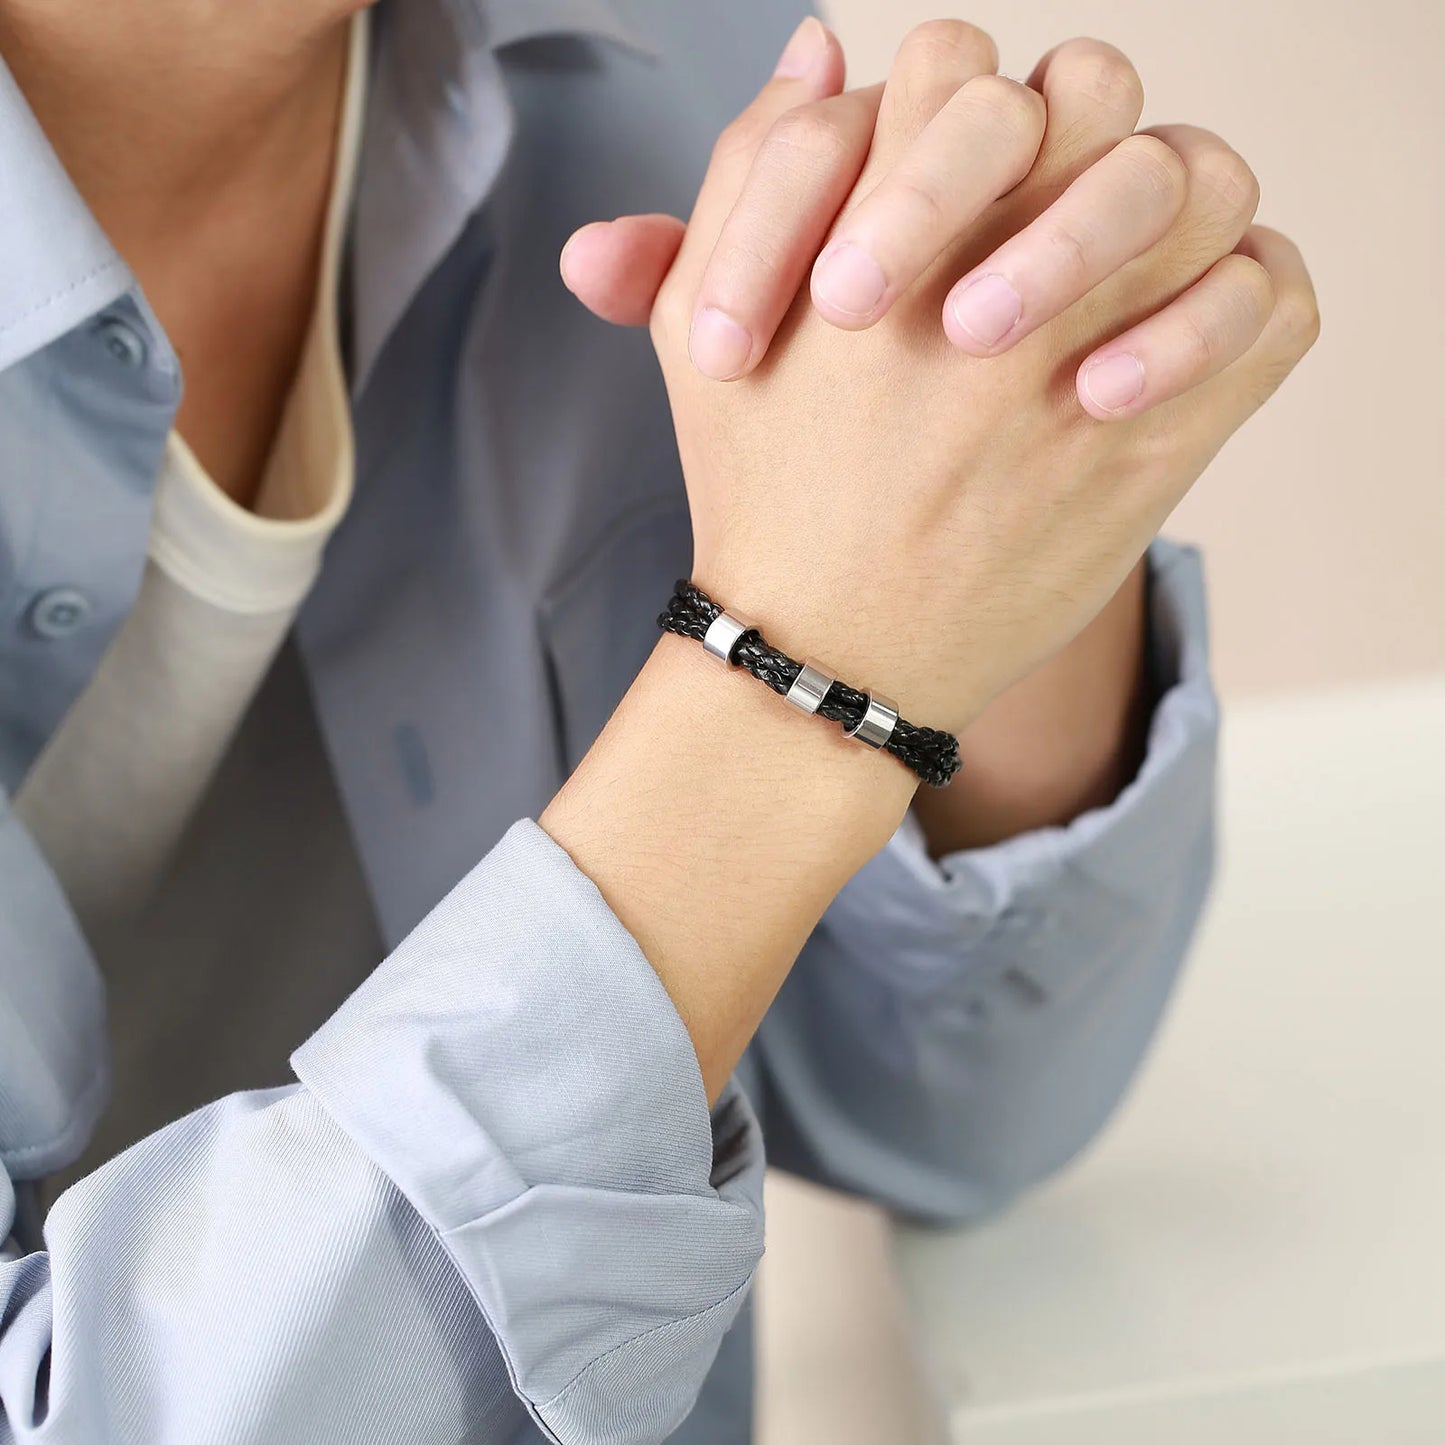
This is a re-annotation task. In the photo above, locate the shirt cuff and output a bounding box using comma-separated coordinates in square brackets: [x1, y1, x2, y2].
[823, 538, 1219, 996]
[292, 818, 764, 1442]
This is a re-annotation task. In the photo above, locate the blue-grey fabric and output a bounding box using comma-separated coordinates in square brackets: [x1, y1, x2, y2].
[0, 0, 1221, 1440]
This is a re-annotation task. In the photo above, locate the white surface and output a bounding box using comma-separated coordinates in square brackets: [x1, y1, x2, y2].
[894, 675, 1445, 1443]
[757, 1174, 946, 1445]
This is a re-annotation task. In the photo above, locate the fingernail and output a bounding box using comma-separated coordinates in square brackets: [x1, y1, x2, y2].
[1082, 352, 1146, 413]
[558, 231, 583, 286]
[812, 242, 888, 320]
[774, 16, 827, 79]
[948, 273, 1023, 348]
[689, 307, 753, 380]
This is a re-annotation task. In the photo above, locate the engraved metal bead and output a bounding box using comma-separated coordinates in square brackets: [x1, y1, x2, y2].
[701, 609, 756, 665]
[845, 692, 899, 750]
[785, 659, 835, 715]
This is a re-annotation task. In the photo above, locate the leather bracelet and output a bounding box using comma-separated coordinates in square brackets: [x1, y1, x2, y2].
[657, 580, 962, 788]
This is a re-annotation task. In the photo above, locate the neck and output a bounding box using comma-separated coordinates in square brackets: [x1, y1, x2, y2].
[0, 1, 364, 506]
[0, 3, 359, 241]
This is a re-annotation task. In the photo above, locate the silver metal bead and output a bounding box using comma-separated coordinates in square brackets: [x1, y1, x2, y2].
[785, 659, 835, 715]
[701, 609, 756, 665]
[845, 693, 899, 750]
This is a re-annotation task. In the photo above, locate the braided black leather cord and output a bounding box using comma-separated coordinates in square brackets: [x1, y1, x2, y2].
[658, 580, 962, 788]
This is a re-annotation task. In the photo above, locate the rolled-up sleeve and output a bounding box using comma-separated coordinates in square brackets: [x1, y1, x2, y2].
[3, 819, 763, 1445]
[292, 819, 765, 1440]
[752, 538, 1219, 1222]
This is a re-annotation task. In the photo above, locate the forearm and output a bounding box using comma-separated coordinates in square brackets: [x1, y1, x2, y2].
[541, 560, 1145, 1100]
[758, 542, 1218, 1219]
[913, 561, 1150, 856]
[540, 631, 918, 1103]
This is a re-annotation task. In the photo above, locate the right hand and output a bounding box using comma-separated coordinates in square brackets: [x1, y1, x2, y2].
[571, 19, 1319, 735]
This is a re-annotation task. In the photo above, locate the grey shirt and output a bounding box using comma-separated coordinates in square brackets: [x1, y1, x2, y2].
[0, 1, 1221, 1441]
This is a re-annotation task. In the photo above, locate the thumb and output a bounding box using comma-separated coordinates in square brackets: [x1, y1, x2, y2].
[559, 213, 687, 326]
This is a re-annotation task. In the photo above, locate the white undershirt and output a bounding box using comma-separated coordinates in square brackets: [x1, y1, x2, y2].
[16, 14, 369, 936]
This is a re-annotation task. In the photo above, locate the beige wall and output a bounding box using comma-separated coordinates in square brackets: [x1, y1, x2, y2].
[819, 0, 1445, 700]
[759, 6, 1443, 1439]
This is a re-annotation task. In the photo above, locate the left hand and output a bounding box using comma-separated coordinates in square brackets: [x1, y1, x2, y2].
[542, 19, 1315, 1097]
[562, 18, 1316, 850]
[560, 21, 1297, 420]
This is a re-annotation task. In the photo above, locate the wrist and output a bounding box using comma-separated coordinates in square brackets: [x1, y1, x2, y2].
[545, 632, 916, 885]
[540, 632, 916, 1099]
[913, 561, 1149, 855]
[691, 556, 995, 738]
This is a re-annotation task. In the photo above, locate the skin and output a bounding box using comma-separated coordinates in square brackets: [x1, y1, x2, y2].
[0, 0, 361, 508]
[557, 21, 1290, 857]
[5, 2, 1146, 853]
[549, 17, 1318, 1100]
[1, 8, 1318, 1105]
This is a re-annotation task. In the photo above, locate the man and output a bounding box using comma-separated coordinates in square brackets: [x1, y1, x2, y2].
[0, 1, 1316, 1441]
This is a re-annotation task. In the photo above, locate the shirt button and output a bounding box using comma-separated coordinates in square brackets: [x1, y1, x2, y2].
[28, 587, 94, 639]
[93, 314, 149, 369]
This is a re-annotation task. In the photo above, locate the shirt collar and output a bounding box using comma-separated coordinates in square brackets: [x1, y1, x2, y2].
[348, 0, 657, 391]
[0, 55, 132, 374]
[455, 0, 659, 57]
[0, 0, 658, 380]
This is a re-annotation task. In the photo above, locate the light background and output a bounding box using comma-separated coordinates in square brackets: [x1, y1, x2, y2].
[824, 0, 1444, 701]
[757, 2, 1443, 1439]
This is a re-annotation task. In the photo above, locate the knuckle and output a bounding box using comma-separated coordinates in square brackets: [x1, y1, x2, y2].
[1236, 336, 1301, 408]
[960, 73, 1046, 146]
[1040, 219, 1095, 283]
[1275, 283, 1322, 355]
[1177, 310, 1218, 372]
[1204, 258, 1274, 349]
[711, 111, 765, 168]
[888, 172, 950, 232]
[1056, 39, 1144, 117]
[1232, 255, 1277, 315]
[715, 230, 787, 283]
[765, 104, 852, 171]
[1115, 133, 1189, 210]
[898, 18, 999, 76]
[1189, 142, 1261, 221]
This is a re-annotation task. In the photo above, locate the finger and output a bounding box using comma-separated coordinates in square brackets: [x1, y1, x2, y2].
[674, 17, 847, 274]
[809, 77, 1045, 329]
[1076, 250, 1276, 419]
[942, 133, 1186, 355]
[650, 17, 846, 365]
[1232, 225, 1322, 377]
[1188, 225, 1321, 429]
[560, 215, 687, 326]
[870, 19, 999, 164]
[688, 86, 882, 379]
[1140, 124, 1261, 269]
[1026, 38, 1145, 188]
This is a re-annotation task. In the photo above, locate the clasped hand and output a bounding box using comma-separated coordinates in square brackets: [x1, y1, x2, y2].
[562, 18, 1318, 734]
